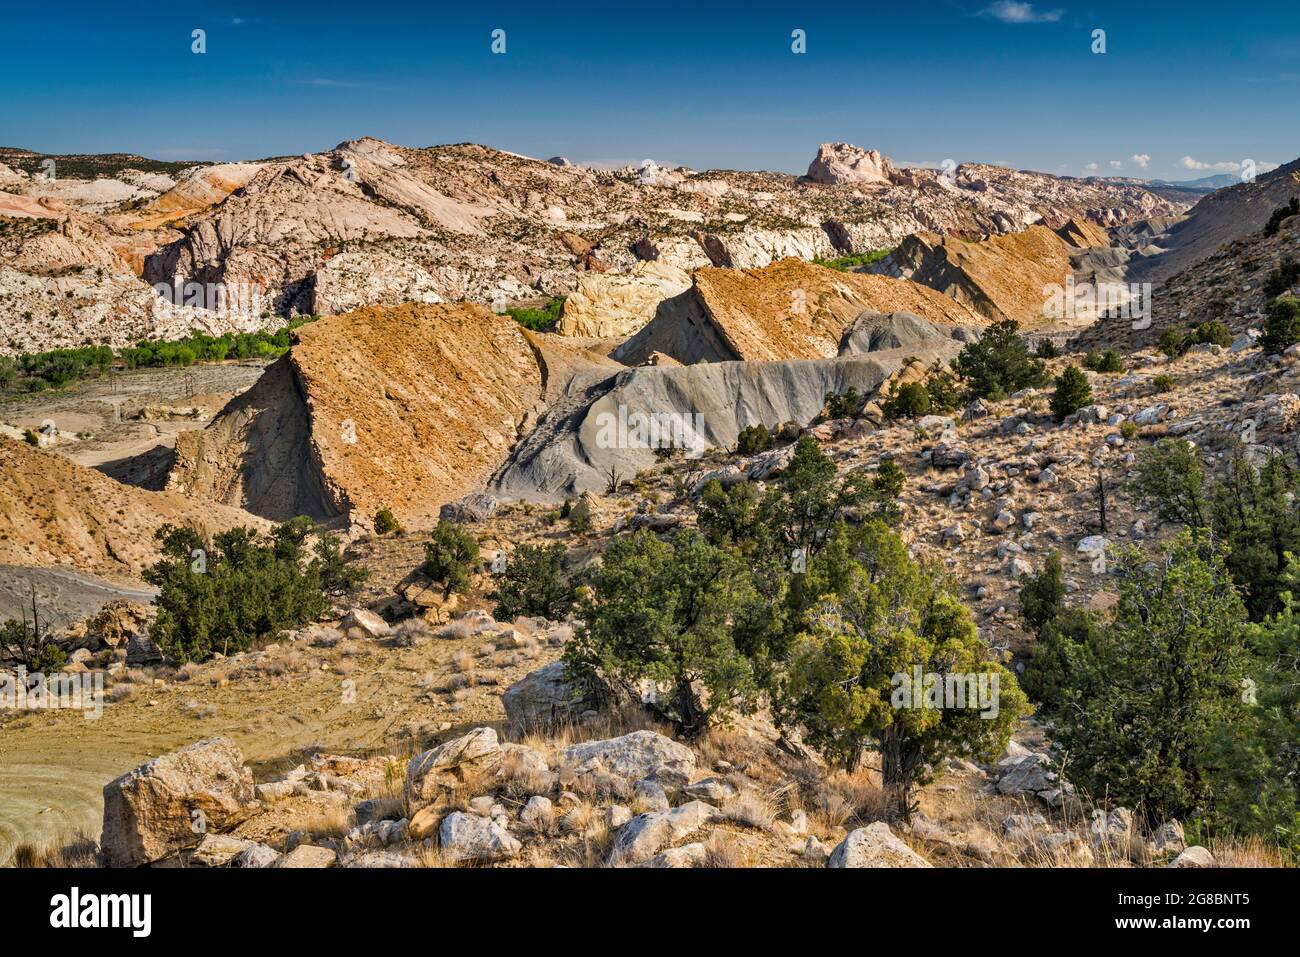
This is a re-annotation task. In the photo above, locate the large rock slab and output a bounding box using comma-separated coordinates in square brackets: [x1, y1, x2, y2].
[557, 730, 696, 788]
[406, 727, 503, 804]
[502, 661, 583, 733]
[100, 738, 256, 868]
[827, 822, 932, 868]
[439, 811, 522, 863]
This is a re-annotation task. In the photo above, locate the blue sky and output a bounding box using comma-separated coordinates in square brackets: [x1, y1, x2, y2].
[2, 1, 1296, 181]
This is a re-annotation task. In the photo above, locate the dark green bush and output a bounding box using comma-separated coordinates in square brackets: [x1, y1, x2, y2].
[423, 522, 481, 598]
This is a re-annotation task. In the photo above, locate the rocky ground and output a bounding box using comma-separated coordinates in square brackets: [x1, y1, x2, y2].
[3, 327, 1294, 869]
[0, 139, 1184, 356]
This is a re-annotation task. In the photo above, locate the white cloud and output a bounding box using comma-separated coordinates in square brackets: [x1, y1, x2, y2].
[1083, 162, 1099, 172]
[1179, 156, 1242, 172]
[1109, 160, 1123, 169]
[1129, 154, 1151, 169]
[980, 2, 1064, 23]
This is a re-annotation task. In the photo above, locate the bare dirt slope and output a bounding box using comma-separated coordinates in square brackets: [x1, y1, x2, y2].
[1126, 159, 1300, 285]
[0, 436, 263, 582]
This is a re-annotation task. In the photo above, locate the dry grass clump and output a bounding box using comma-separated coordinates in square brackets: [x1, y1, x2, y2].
[284, 802, 354, 841]
[9, 832, 100, 868]
[723, 790, 778, 830]
[1209, 836, 1285, 868]
[392, 618, 432, 647]
[703, 830, 758, 868]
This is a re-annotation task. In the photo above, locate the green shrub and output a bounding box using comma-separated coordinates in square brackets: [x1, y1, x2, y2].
[923, 365, 962, 412]
[881, 381, 931, 420]
[1083, 349, 1125, 373]
[1034, 338, 1060, 359]
[373, 508, 402, 536]
[1049, 364, 1092, 421]
[423, 522, 481, 598]
[1120, 419, 1139, 440]
[566, 494, 593, 534]
[1263, 197, 1299, 238]
[1158, 328, 1187, 360]
[1055, 534, 1251, 822]
[953, 319, 1047, 401]
[0, 592, 66, 672]
[1018, 550, 1065, 638]
[784, 522, 1028, 815]
[1263, 256, 1299, 298]
[1260, 296, 1300, 354]
[489, 542, 576, 621]
[504, 297, 565, 332]
[736, 423, 773, 455]
[823, 388, 863, 420]
[1189, 320, 1233, 348]
[1152, 374, 1175, 393]
[144, 520, 332, 663]
[565, 529, 759, 738]
[695, 479, 760, 550]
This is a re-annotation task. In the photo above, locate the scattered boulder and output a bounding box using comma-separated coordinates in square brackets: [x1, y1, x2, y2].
[558, 730, 696, 788]
[101, 738, 257, 868]
[275, 844, 337, 868]
[406, 727, 503, 804]
[608, 801, 723, 865]
[340, 608, 391, 640]
[1168, 845, 1215, 868]
[642, 842, 707, 868]
[439, 811, 522, 863]
[827, 822, 932, 868]
[502, 661, 584, 734]
[439, 492, 500, 524]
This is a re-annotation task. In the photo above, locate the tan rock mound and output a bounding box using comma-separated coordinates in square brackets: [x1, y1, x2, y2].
[615, 258, 985, 365]
[168, 302, 548, 527]
[868, 225, 1086, 326]
[0, 436, 263, 581]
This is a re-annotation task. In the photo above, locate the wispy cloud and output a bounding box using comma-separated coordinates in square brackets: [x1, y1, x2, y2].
[1129, 153, 1150, 169]
[1179, 155, 1241, 172]
[979, 2, 1064, 24]
[295, 77, 386, 90]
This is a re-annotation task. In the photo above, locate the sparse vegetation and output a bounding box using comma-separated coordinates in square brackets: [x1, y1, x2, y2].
[952, 319, 1047, 401]
[373, 507, 402, 536]
[504, 297, 565, 332]
[1049, 364, 1092, 422]
[881, 381, 931, 420]
[811, 248, 891, 271]
[735, 423, 773, 455]
[1260, 296, 1300, 354]
[489, 542, 576, 621]
[423, 521, 481, 599]
[1082, 349, 1124, 373]
[144, 520, 334, 663]
[2, 320, 317, 392]
[1263, 196, 1299, 238]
